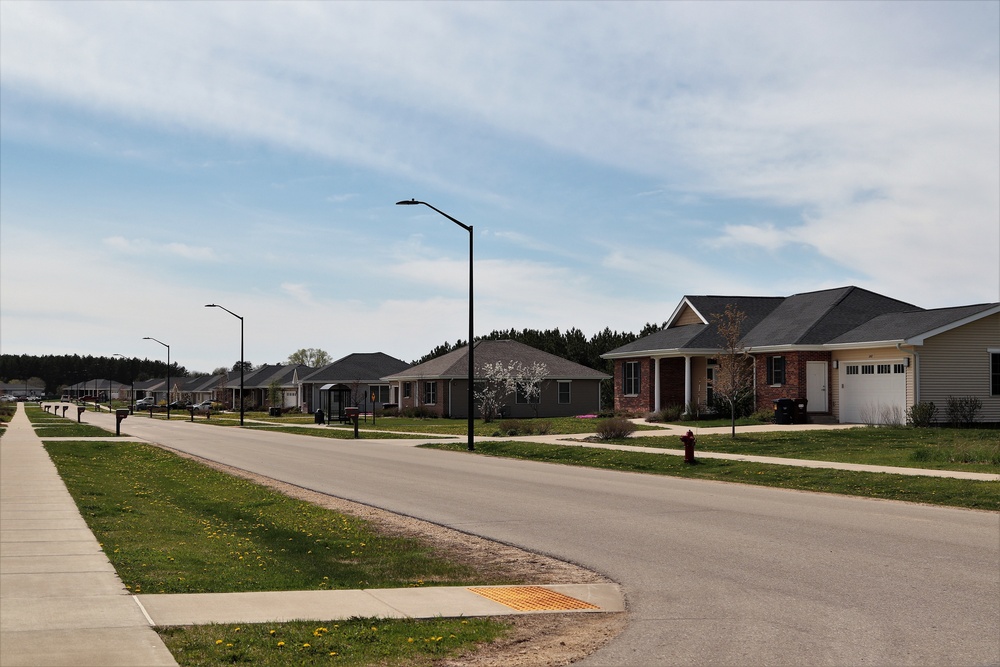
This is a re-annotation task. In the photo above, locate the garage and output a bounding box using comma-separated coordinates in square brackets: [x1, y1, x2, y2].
[839, 361, 906, 424]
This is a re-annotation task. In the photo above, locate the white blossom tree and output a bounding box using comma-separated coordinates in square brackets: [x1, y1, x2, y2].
[474, 360, 549, 422]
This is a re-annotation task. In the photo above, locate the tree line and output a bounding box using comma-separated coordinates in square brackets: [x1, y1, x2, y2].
[0, 354, 187, 396]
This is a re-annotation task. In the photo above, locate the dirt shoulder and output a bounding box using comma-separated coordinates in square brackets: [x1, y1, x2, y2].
[164, 446, 626, 666]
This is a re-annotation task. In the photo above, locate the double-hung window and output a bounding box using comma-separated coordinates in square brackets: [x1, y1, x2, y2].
[766, 356, 785, 386]
[558, 381, 571, 404]
[623, 361, 641, 396]
[423, 381, 437, 405]
[403, 382, 412, 399]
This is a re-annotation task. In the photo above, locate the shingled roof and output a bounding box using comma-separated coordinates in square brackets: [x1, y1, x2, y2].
[299, 353, 411, 384]
[603, 286, 993, 357]
[383, 340, 609, 381]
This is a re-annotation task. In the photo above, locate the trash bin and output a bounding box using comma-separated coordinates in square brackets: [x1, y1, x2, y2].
[773, 398, 795, 425]
[314, 409, 324, 424]
[269, 407, 281, 417]
[794, 398, 808, 423]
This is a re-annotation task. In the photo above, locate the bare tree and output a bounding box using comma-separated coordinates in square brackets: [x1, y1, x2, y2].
[711, 304, 755, 438]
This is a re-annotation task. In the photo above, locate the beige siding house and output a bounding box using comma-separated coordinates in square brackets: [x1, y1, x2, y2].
[603, 286, 999, 425]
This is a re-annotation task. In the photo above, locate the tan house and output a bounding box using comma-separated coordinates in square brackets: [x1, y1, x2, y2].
[602, 286, 1000, 424]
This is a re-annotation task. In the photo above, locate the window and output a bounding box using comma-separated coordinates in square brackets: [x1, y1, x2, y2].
[877, 364, 891, 374]
[623, 361, 641, 396]
[893, 363, 905, 374]
[558, 381, 571, 404]
[423, 381, 437, 405]
[403, 382, 412, 399]
[766, 356, 785, 385]
[861, 364, 875, 375]
[992, 352, 1000, 396]
[845, 365, 859, 375]
[370, 385, 390, 404]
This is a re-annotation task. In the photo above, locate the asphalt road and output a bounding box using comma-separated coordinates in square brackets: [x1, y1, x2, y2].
[97, 413, 1000, 666]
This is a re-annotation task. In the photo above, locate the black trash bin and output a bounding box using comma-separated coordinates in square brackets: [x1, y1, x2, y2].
[773, 398, 795, 425]
[314, 409, 324, 424]
[794, 398, 808, 423]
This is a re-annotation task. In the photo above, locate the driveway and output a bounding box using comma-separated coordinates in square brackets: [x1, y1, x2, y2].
[75, 412, 1000, 666]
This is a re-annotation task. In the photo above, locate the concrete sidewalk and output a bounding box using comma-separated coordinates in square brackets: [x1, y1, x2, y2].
[1, 404, 623, 666]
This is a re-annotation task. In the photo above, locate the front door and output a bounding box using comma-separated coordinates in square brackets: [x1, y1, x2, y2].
[806, 361, 828, 413]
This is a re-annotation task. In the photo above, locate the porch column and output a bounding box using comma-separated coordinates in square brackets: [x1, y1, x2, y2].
[684, 355, 692, 412]
[653, 357, 661, 412]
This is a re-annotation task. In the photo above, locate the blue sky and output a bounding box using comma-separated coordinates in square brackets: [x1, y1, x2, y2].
[2, 1, 998, 374]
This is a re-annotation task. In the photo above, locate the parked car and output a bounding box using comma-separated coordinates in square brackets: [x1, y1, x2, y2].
[135, 396, 155, 409]
[192, 400, 213, 413]
[0, 395, 17, 403]
[168, 400, 191, 410]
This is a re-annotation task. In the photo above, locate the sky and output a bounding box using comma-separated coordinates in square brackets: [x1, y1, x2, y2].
[1, 1, 998, 375]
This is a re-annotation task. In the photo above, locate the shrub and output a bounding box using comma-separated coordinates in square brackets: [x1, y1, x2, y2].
[749, 409, 774, 424]
[647, 404, 683, 423]
[595, 416, 637, 440]
[498, 419, 521, 436]
[535, 421, 552, 435]
[906, 402, 937, 427]
[947, 396, 982, 428]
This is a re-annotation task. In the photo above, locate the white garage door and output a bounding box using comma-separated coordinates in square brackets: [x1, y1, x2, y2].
[840, 361, 906, 424]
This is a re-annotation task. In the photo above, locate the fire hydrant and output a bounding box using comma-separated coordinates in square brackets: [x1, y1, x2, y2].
[680, 429, 696, 464]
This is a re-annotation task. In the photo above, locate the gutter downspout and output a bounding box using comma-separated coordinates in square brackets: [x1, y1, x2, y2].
[896, 342, 920, 404]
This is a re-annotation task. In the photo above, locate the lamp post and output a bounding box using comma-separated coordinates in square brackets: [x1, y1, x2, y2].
[143, 337, 171, 420]
[396, 199, 475, 451]
[205, 304, 244, 426]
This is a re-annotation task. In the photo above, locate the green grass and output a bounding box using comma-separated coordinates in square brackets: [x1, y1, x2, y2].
[24, 405, 118, 437]
[422, 440, 999, 511]
[44, 441, 515, 594]
[357, 415, 660, 437]
[612, 427, 1000, 471]
[158, 617, 505, 667]
[43, 438, 514, 666]
[192, 422, 446, 440]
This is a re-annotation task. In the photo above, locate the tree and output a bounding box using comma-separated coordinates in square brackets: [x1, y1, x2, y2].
[287, 348, 331, 367]
[711, 304, 755, 438]
[512, 361, 549, 418]
[233, 360, 254, 373]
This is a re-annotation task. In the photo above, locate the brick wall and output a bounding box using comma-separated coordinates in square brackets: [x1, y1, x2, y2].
[754, 351, 830, 411]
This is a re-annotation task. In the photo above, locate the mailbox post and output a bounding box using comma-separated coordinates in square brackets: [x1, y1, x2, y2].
[76, 406, 85, 423]
[346, 407, 360, 438]
[115, 409, 129, 436]
[61, 405, 68, 418]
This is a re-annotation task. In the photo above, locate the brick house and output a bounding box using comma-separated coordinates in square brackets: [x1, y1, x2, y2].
[602, 286, 1000, 424]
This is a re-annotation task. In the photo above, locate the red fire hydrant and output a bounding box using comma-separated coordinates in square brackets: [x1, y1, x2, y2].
[680, 429, 696, 464]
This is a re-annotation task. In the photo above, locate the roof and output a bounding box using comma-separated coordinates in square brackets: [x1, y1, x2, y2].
[603, 286, 996, 358]
[230, 364, 311, 389]
[384, 340, 610, 381]
[299, 353, 411, 384]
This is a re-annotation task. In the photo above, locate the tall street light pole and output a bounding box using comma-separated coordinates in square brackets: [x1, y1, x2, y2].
[143, 337, 171, 420]
[205, 303, 244, 426]
[396, 199, 475, 451]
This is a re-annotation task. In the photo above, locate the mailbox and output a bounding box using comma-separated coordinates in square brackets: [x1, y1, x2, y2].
[115, 409, 129, 436]
[76, 406, 85, 422]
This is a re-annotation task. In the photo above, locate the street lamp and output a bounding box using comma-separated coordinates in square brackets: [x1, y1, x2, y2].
[143, 337, 171, 420]
[205, 304, 244, 426]
[396, 199, 475, 451]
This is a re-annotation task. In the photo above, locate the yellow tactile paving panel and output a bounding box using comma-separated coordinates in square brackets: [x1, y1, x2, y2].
[467, 586, 601, 612]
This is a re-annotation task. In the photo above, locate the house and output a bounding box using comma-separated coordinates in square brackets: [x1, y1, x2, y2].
[299, 353, 411, 418]
[228, 364, 312, 410]
[601, 286, 1000, 424]
[382, 339, 610, 419]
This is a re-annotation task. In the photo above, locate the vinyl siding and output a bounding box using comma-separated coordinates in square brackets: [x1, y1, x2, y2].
[918, 313, 1000, 422]
[673, 306, 704, 327]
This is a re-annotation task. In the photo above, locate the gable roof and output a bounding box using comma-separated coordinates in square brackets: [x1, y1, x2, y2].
[383, 340, 610, 381]
[299, 353, 411, 384]
[603, 286, 994, 358]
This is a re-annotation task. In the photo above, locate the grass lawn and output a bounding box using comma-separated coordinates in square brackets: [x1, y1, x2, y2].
[610, 427, 1000, 471]
[422, 440, 999, 511]
[44, 440, 514, 666]
[347, 415, 661, 437]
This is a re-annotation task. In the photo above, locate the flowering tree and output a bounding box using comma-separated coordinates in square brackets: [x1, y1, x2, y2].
[512, 361, 549, 418]
[474, 360, 549, 422]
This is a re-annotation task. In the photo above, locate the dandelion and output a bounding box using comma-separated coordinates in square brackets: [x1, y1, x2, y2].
[269, 630, 276, 636]
[215, 639, 223, 645]
[407, 637, 414, 643]
[277, 641, 285, 647]
[303, 643, 311, 648]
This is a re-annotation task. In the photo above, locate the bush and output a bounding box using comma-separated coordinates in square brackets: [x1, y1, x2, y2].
[947, 396, 982, 428]
[646, 404, 683, 423]
[749, 409, 774, 423]
[498, 419, 521, 436]
[906, 402, 937, 427]
[595, 416, 637, 440]
[535, 421, 552, 435]
[709, 393, 756, 420]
